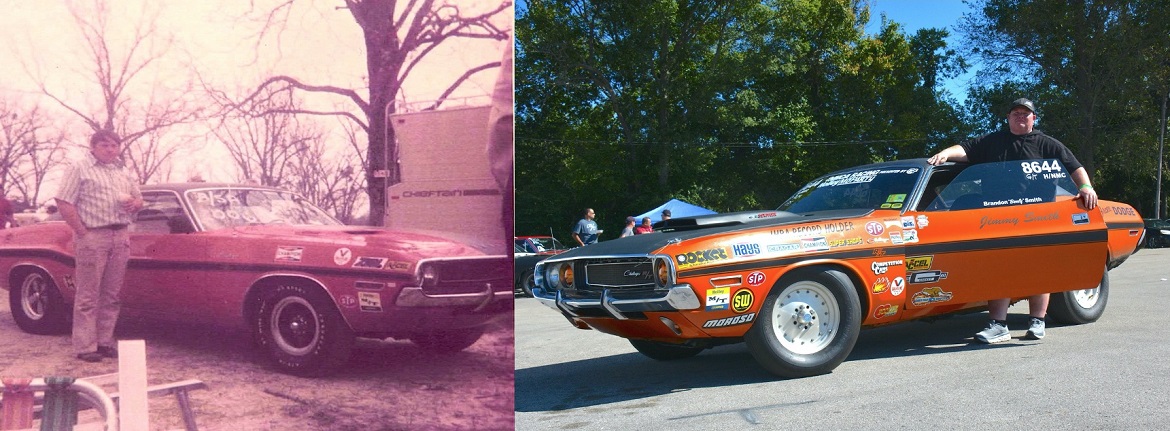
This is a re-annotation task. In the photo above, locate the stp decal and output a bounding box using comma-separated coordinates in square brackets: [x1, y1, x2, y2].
[747, 271, 767, 287]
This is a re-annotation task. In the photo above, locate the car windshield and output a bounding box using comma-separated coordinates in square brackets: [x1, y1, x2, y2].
[518, 237, 567, 253]
[778, 166, 923, 213]
[186, 188, 341, 231]
[928, 159, 1077, 211]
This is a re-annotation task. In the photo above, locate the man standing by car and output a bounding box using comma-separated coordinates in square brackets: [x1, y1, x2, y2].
[56, 129, 143, 362]
[928, 98, 1097, 344]
[572, 208, 600, 246]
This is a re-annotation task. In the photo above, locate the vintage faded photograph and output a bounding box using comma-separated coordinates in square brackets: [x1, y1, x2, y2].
[0, 1, 514, 430]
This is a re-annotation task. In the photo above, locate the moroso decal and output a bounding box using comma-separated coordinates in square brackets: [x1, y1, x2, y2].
[732, 289, 754, 313]
[874, 304, 898, 319]
[702, 312, 756, 328]
[677, 247, 730, 269]
[905, 255, 933, 271]
[911, 287, 953, 306]
[705, 288, 730, 311]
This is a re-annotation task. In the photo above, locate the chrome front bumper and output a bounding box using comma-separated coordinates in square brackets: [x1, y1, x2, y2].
[532, 285, 701, 320]
[396, 284, 512, 311]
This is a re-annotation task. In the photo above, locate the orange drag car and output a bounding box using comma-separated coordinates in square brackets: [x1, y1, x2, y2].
[532, 159, 1144, 378]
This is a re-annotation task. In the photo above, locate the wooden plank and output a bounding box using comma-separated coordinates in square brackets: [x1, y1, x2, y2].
[117, 340, 149, 431]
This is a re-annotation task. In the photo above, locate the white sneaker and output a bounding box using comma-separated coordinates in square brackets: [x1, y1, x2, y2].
[1024, 318, 1045, 340]
[975, 321, 1010, 344]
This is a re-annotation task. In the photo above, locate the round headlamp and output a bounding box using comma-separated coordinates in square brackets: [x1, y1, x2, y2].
[420, 265, 438, 286]
[654, 257, 671, 287]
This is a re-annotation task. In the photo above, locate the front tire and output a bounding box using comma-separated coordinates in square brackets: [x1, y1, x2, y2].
[629, 339, 704, 361]
[254, 284, 354, 376]
[745, 268, 861, 378]
[9, 270, 70, 335]
[1048, 267, 1109, 325]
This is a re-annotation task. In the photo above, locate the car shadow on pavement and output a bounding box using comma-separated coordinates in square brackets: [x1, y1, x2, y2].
[517, 312, 1044, 412]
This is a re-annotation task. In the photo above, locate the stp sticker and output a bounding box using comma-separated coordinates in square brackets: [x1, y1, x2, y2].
[865, 221, 885, 236]
[334, 248, 353, 266]
[747, 271, 767, 286]
[339, 295, 358, 308]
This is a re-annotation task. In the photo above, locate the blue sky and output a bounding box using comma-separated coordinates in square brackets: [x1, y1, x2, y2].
[866, 0, 977, 101]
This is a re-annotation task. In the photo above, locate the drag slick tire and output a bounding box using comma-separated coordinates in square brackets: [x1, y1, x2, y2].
[255, 283, 354, 376]
[8, 269, 70, 335]
[629, 339, 705, 361]
[745, 268, 861, 378]
[1048, 267, 1109, 325]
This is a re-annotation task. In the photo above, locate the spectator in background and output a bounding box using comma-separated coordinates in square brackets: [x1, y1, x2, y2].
[620, 216, 636, 238]
[661, 209, 671, 221]
[634, 217, 654, 234]
[572, 208, 600, 246]
[0, 191, 14, 229]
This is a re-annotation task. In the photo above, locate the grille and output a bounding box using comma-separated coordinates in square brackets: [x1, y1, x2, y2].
[583, 258, 656, 289]
[421, 258, 510, 295]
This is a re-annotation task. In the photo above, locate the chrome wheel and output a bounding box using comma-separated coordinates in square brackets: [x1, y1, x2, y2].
[20, 272, 49, 321]
[1070, 287, 1100, 309]
[770, 280, 841, 355]
[269, 296, 320, 356]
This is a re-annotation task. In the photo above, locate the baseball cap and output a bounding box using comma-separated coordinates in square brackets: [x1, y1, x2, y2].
[1008, 98, 1036, 114]
[661, 209, 671, 217]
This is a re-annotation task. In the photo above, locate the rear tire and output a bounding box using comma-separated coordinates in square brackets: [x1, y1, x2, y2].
[9, 270, 70, 335]
[629, 339, 704, 361]
[1048, 267, 1109, 325]
[745, 268, 861, 378]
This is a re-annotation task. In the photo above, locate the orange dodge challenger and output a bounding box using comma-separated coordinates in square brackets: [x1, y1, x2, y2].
[532, 159, 1145, 378]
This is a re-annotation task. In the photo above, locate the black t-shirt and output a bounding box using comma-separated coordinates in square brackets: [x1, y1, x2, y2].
[959, 129, 1083, 171]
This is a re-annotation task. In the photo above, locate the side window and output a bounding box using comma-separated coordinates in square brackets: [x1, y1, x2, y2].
[926, 160, 1076, 211]
[133, 192, 187, 234]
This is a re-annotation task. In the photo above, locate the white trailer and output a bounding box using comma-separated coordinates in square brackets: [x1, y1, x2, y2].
[385, 105, 505, 254]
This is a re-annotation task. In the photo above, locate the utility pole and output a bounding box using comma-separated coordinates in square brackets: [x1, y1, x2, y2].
[1158, 90, 1166, 219]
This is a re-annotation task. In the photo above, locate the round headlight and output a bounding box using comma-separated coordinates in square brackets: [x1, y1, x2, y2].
[560, 264, 574, 288]
[421, 266, 438, 286]
[545, 264, 560, 288]
[654, 258, 670, 286]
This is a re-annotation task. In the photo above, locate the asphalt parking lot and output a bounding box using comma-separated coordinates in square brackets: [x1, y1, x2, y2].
[515, 248, 1170, 430]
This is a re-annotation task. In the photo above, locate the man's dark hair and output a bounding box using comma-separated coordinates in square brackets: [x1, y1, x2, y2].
[90, 129, 122, 147]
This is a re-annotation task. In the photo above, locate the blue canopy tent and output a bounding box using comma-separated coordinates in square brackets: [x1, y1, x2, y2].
[635, 199, 716, 224]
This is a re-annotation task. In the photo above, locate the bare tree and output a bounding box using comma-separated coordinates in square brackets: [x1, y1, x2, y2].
[285, 117, 369, 224]
[0, 101, 68, 207]
[29, 0, 202, 184]
[241, 0, 512, 226]
[211, 85, 319, 186]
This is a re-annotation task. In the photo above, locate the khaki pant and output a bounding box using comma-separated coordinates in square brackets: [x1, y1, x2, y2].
[72, 228, 130, 354]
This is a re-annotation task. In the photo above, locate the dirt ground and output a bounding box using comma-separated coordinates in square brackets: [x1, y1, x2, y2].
[0, 298, 514, 430]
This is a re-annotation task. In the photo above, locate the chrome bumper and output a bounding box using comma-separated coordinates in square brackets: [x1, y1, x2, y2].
[395, 284, 512, 311]
[533, 285, 701, 320]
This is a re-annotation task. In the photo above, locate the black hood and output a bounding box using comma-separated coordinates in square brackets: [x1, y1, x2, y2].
[551, 208, 873, 259]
